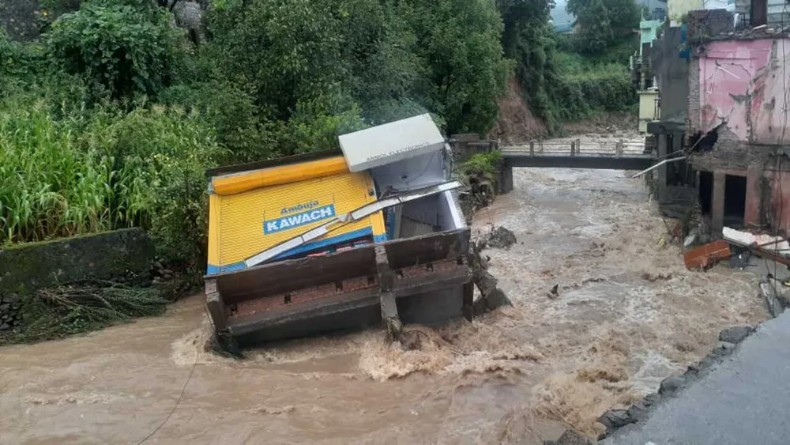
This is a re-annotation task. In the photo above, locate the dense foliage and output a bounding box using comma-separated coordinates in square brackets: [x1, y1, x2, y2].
[566, 0, 640, 54]
[497, 0, 636, 133]
[0, 0, 510, 269]
[0, 0, 637, 271]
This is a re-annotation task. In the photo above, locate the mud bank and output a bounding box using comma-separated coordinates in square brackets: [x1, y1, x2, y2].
[0, 167, 768, 444]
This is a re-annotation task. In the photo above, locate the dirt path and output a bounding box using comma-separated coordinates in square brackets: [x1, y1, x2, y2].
[0, 167, 768, 444]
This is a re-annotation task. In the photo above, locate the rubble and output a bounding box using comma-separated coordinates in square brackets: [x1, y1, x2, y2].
[468, 241, 512, 315]
[477, 226, 517, 250]
[718, 325, 755, 343]
[658, 375, 686, 395]
[544, 429, 595, 445]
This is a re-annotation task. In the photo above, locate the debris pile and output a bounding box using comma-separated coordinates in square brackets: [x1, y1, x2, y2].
[0, 293, 21, 332]
[475, 225, 517, 250]
[468, 226, 514, 316]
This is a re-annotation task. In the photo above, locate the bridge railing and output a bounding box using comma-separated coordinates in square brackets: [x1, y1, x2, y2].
[501, 138, 647, 158]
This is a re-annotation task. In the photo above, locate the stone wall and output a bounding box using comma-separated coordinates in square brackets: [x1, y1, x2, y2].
[687, 58, 700, 137]
[0, 228, 154, 331]
[650, 25, 689, 123]
[0, 0, 41, 41]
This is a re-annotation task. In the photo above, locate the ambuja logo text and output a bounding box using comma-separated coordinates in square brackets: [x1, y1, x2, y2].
[264, 204, 336, 234]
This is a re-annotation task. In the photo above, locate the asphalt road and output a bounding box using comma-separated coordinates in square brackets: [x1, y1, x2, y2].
[604, 309, 790, 445]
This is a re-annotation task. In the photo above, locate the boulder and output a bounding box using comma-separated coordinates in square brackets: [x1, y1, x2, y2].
[555, 429, 594, 445]
[597, 409, 635, 429]
[659, 376, 685, 395]
[626, 400, 650, 422]
[643, 393, 661, 405]
[484, 226, 517, 249]
[718, 326, 754, 344]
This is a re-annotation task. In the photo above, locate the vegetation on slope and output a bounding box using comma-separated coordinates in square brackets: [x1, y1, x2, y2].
[0, 0, 638, 273]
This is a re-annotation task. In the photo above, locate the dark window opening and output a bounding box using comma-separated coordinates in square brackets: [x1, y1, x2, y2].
[751, 0, 767, 26]
[689, 131, 719, 153]
[699, 171, 713, 216]
[724, 175, 747, 228]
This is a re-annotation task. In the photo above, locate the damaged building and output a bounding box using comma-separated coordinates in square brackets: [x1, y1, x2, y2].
[647, 1, 790, 237]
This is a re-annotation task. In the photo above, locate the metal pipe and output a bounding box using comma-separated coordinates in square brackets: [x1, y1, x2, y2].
[630, 156, 686, 178]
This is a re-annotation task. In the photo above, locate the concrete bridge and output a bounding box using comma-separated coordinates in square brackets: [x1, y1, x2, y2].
[497, 138, 655, 193]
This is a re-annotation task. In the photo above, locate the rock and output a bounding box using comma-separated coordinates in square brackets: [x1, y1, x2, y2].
[597, 409, 635, 429]
[644, 392, 661, 405]
[0, 323, 9, 331]
[484, 226, 517, 250]
[710, 341, 736, 357]
[4, 293, 19, 305]
[0, 303, 9, 311]
[659, 375, 685, 395]
[719, 326, 754, 344]
[626, 400, 650, 422]
[554, 429, 594, 445]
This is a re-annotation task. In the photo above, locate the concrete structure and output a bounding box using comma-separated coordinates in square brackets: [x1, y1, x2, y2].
[604, 310, 790, 445]
[640, 20, 663, 52]
[668, 0, 704, 25]
[0, 228, 154, 332]
[638, 89, 660, 132]
[645, 0, 790, 235]
[688, 34, 790, 233]
[496, 140, 654, 194]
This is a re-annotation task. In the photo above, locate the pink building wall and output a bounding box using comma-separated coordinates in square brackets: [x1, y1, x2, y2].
[697, 38, 790, 145]
[744, 169, 790, 232]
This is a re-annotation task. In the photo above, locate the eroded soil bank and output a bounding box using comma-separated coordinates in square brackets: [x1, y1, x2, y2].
[0, 167, 767, 444]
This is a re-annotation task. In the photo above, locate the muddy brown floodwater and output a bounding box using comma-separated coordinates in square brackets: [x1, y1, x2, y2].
[0, 167, 769, 444]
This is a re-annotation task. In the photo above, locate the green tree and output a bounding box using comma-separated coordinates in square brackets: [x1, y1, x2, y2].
[566, 0, 639, 53]
[45, 2, 182, 99]
[402, 0, 510, 133]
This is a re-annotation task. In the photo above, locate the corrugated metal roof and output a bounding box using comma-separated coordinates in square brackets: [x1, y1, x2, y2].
[339, 114, 445, 172]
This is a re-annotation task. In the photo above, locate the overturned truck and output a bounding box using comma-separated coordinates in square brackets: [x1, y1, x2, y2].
[204, 115, 490, 347]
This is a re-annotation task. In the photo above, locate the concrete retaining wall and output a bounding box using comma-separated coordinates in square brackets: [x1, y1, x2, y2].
[0, 228, 154, 331]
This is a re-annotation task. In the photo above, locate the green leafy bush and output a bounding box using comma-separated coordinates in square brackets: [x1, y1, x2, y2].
[45, 2, 181, 99]
[0, 100, 225, 268]
[461, 151, 502, 181]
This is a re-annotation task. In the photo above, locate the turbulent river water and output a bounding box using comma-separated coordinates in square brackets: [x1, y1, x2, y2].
[0, 167, 769, 444]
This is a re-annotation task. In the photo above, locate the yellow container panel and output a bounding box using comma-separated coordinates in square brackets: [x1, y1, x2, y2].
[211, 156, 349, 196]
[207, 171, 386, 275]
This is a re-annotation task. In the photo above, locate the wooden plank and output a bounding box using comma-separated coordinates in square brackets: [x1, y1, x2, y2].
[683, 240, 731, 270]
[383, 228, 470, 269]
[215, 245, 376, 304]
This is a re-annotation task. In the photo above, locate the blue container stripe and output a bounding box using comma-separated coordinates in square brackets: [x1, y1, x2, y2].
[206, 226, 382, 275]
[271, 227, 373, 260]
[374, 234, 388, 243]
